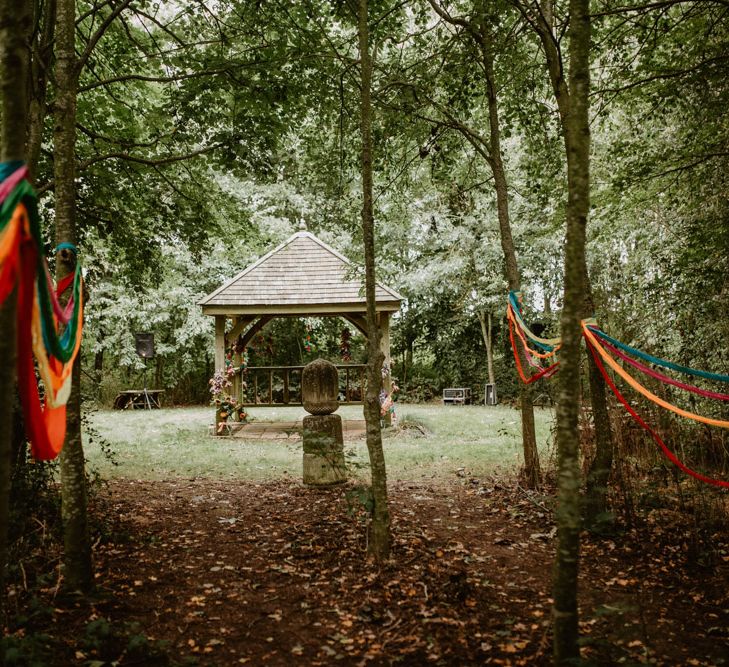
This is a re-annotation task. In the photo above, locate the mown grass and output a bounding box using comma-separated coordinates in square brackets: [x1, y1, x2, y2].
[85, 403, 555, 482]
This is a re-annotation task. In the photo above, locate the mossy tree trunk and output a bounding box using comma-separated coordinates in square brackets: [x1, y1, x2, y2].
[27, 0, 56, 179]
[528, 0, 614, 530]
[54, 0, 93, 593]
[0, 0, 33, 630]
[551, 0, 591, 661]
[357, 0, 390, 561]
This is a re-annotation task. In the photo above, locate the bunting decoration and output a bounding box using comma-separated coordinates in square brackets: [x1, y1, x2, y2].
[0, 161, 84, 460]
[505, 290, 729, 488]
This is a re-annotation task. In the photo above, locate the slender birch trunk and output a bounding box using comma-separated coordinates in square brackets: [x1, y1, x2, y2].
[0, 0, 32, 630]
[478, 23, 541, 487]
[478, 310, 496, 386]
[54, 0, 93, 593]
[358, 0, 390, 561]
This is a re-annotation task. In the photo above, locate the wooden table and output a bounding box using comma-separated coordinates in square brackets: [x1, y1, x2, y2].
[113, 389, 164, 410]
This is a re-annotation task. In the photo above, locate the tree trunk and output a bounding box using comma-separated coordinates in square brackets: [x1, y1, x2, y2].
[583, 320, 615, 532]
[54, 0, 93, 593]
[0, 0, 32, 631]
[26, 0, 56, 178]
[478, 310, 496, 386]
[358, 0, 390, 561]
[94, 348, 104, 382]
[530, 0, 614, 533]
[551, 0, 591, 661]
[478, 23, 541, 488]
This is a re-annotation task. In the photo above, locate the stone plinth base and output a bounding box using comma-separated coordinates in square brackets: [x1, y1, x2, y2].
[302, 414, 346, 486]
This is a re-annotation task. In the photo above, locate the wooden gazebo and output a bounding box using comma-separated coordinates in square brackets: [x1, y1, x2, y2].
[198, 229, 402, 409]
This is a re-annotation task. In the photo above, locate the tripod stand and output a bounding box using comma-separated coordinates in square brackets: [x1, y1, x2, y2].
[142, 358, 153, 410]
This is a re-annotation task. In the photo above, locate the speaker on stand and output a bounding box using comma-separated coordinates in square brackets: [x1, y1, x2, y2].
[135, 333, 155, 410]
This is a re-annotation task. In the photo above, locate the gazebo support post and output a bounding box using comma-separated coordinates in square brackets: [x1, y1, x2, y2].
[214, 315, 226, 434]
[379, 312, 393, 426]
[232, 316, 242, 407]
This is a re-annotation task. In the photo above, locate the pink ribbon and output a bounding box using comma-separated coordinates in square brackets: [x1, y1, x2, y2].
[0, 166, 29, 204]
[601, 338, 729, 402]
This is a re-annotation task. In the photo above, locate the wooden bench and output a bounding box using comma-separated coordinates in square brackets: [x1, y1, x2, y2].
[442, 388, 471, 405]
[113, 389, 164, 410]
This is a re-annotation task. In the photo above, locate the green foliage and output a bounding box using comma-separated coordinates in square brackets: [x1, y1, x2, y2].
[82, 617, 172, 665]
[2, 629, 55, 667]
[25, 0, 727, 474]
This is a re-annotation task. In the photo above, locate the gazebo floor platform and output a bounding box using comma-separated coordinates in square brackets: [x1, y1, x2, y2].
[220, 419, 367, 440]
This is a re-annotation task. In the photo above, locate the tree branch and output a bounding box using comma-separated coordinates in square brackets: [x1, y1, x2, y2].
[78, 67, 238, 92]
[77, 0, 135, 72]
[37, 142, 226, 194]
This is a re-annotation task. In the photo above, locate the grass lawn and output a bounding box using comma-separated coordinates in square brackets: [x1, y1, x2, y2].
[85, 403, 555, 482]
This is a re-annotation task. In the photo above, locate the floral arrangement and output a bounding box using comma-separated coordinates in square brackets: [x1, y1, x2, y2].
[340, 327, 352, 361]
[209, 355, 248, 431]
[304, 323, 314, 353]
[379, 362, 400, 421]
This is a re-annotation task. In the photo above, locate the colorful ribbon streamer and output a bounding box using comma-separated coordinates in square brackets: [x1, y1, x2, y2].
[0, 161, 84, 460]
[585, 335, 728, 489]
[508, 291, 561, 352]
[507, 305, 560, 361]
[505, 293, 729, 487]
[506, 308, 560, 384]
[599, 337, 729, 402]
[589, 326, 729, 385]
[582, 324, 729, 429]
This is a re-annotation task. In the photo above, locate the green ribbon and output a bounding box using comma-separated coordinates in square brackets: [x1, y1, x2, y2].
[0, 177, 81, 363]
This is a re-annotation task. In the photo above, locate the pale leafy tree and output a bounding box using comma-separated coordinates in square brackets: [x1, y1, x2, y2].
[357, 0, 391, 561]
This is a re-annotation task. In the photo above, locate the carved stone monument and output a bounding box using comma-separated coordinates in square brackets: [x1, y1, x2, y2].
[301, 359, 346, 486]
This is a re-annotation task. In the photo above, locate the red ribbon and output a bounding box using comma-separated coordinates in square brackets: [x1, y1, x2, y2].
[16, 235, 66, 460]
[507, 313, 559, 384]
[585, 335, 728, 489]
[600, 338, 729, 402]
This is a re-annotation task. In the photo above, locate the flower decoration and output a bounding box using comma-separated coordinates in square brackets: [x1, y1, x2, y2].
[340, 327, 352, 362]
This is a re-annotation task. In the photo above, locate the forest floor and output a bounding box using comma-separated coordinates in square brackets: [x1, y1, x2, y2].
[8, 475, 728, 666]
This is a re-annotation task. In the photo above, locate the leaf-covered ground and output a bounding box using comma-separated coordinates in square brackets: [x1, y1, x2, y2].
[8, 478, 728, 666]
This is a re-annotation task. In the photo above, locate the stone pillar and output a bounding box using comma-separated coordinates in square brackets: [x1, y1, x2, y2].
[301, 359, 346, 486]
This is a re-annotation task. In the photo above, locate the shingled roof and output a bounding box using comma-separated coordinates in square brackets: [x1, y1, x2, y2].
[198, 231, 403, 315]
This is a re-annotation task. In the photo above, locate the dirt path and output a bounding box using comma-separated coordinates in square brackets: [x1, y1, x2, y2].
[28, 478, 729, 665]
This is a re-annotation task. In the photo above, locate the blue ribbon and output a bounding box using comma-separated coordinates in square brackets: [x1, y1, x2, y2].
[54, 242, 78, 255]
[0, 160, 25, 181]
[589, 327, 729, 384]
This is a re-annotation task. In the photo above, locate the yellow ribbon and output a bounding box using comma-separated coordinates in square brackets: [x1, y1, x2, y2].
[582, 323, 729, 429]
[509, 299, 562, 348]
[507, 306, 561, 360]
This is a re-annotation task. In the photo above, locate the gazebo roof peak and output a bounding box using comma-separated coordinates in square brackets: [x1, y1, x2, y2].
[198, 229, 403, 315]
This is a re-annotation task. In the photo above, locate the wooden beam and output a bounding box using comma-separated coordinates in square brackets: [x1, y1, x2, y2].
[239, 315, 274, 350]
[379, 311, 392, 426]
[214, 315, 226, 371]
[201, 302, 401, 316]
[226, 315, 255, 345]
[342, 313, 369, 337]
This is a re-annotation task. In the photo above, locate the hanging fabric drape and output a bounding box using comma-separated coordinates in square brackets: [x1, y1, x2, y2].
[504, 292, 729, 487]
[585, 334, 729, 489]
[0, 161, 84, 460]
